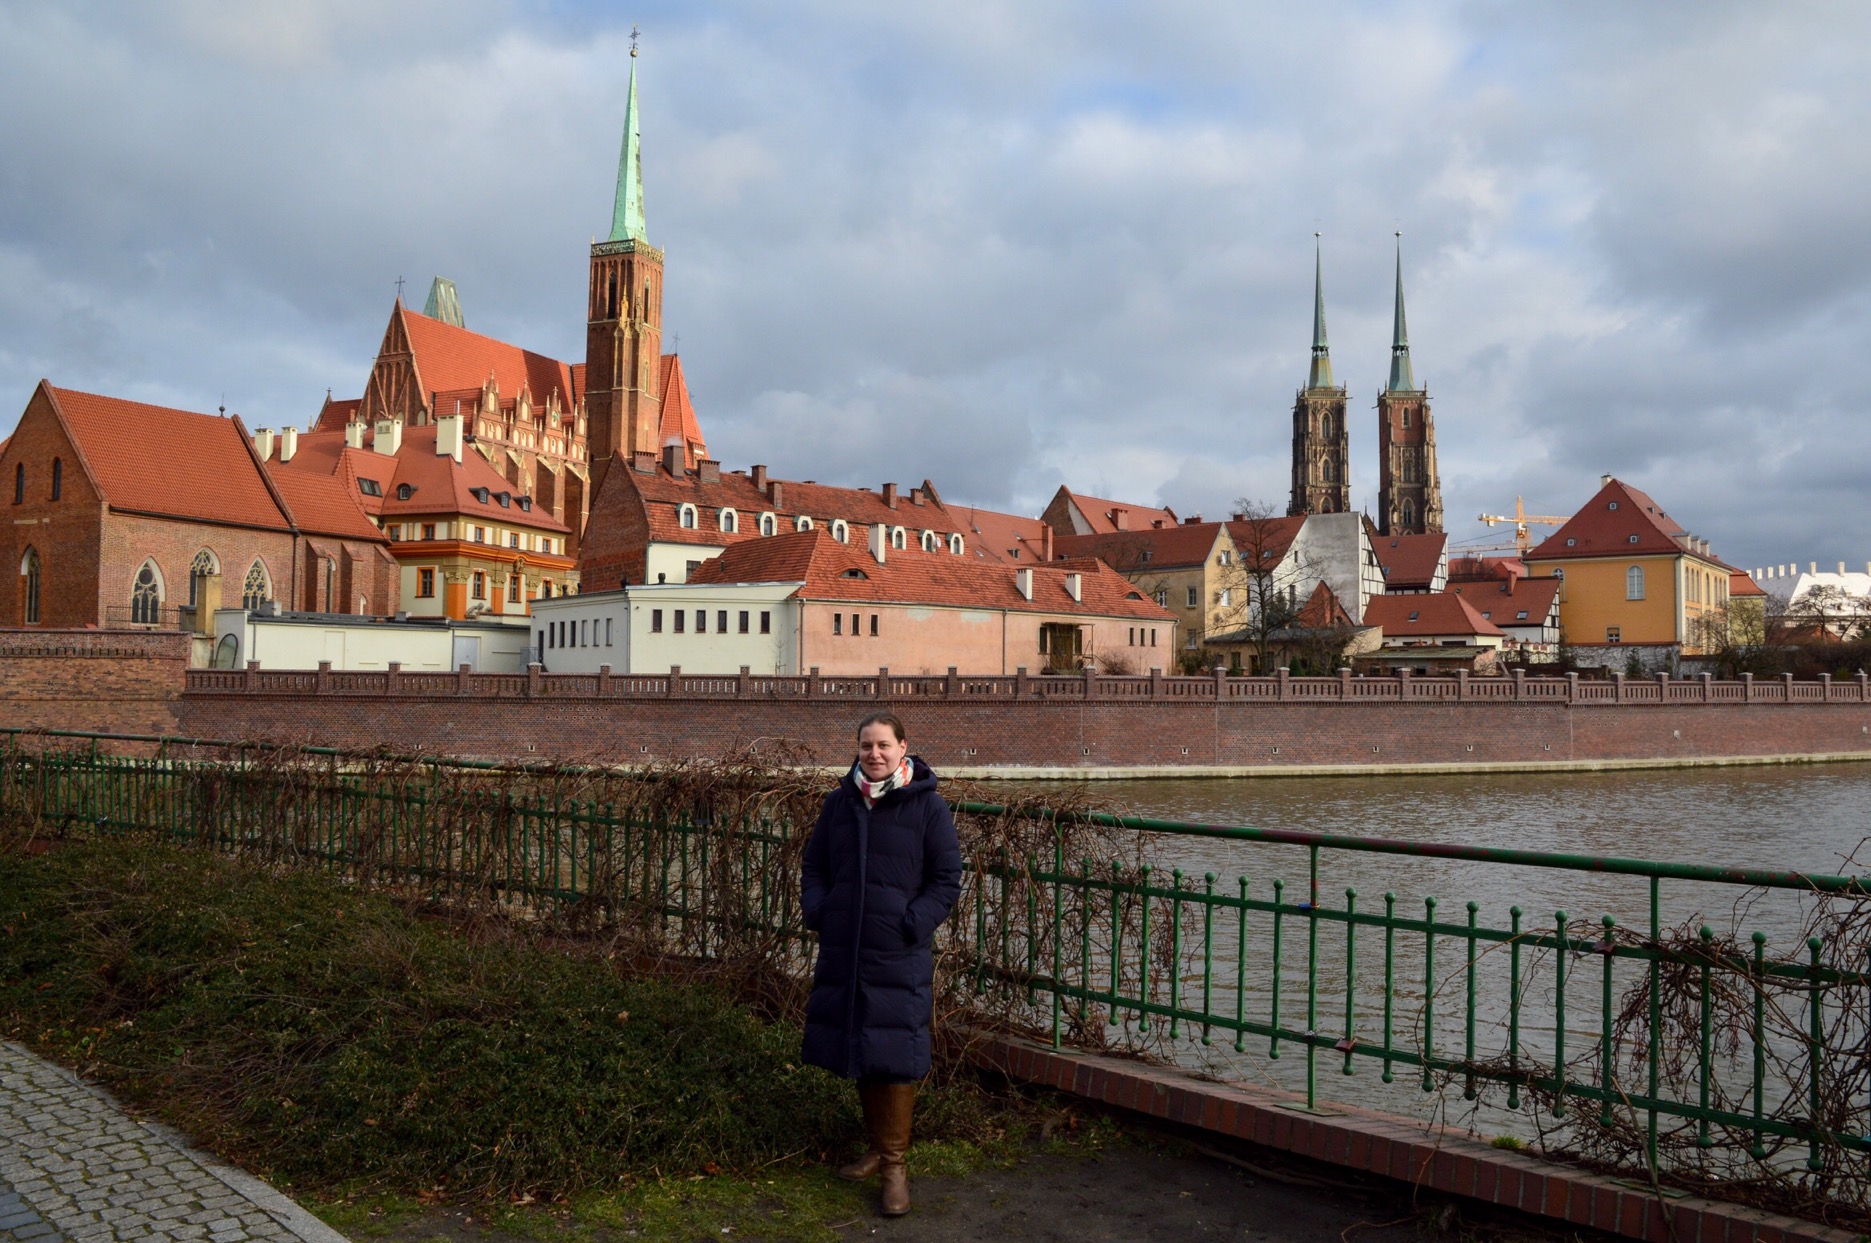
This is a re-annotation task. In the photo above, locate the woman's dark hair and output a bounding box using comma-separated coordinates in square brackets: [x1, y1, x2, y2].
[856, 711, 907, 743]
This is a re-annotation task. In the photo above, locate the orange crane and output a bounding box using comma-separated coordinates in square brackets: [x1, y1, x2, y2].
[1476, 497, 1569, 555]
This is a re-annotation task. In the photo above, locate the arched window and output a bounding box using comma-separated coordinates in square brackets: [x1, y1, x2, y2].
[830, 519, 849, 543]
[718, 508, 738, 533]
[758, 512, 777, 536]
[20, 547, 41, 624]
[323, 557, 337, 609]
[242, 560, 270, 610]
[795, 516, 813, 532]
[1626, 565, 1646, 601]
[1402, 500, 1415, 529]
[1321, 458, 1334, 483]
[131, 560, 162, 625]
[12, 462, 21, 504]
[188, 549, 218, 607]
[920, 530, 939, 552]
[1321, 496, 1334, 513]
[1320, 413, 1333, 438]
[678, 503, 698, 529]
[890, 526, 906, 550]
[50, 458, 62, 501]
[949, 533, 964, 555]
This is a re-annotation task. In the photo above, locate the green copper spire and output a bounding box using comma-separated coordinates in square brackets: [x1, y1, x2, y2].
[423, 276, 463, 327]
[1307, 234, 1334, 389]
[1386, 233, 1417, 392]
[609, 53, 647, 243]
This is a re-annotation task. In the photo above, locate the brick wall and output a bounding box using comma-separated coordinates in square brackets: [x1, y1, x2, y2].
[0, 629, 188, 735]
[0, 386, 104, 627]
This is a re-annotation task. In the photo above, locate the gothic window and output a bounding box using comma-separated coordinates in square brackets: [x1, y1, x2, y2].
[1401, 410, 1411, 428]
[1321, 458, 1334, 484]
[920, 530, 939, 552]
[1320, 413, 1333, 438]
[188, 549, 218, 606]
[50, 458, 62, 500]
[678, 503, 698, 529]
[1321, 497, 1334, 513]
[1626, 565, 1645, 601]
[130, 561, 161, 625]
[323, 558, 337, 608]
[12, 463, 21, 504]
[796, 516, 813, 532]
[242, 560, 270, 610]
[759, 512, 776, 536]
[20, 547, 40, 624]
[1402, 500, 1416, 528]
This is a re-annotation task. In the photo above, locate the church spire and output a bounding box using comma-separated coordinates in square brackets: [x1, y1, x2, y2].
[1307, 234, 1333, 389]
[609, 45, 647, 244]
[1386, 233, 1416, 392]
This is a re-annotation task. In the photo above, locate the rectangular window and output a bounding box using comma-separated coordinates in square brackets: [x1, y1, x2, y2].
[417, 568, 435, 597]
[760, 611, 771, 634]
[1129, 627, 1135, 646]
[738, 610, 750, 634]
[1151, 628, 1157, 646]
[1606, 626, 1622, 643]
[1154, 589, 1167, 606]
[605, 619, 612, 646]
[507, 574, 521, 603]
[718, 610, 728, 634]
[696, 609, 707, 634]
[833, 614, 843, 636]
[651, 608, 663, 633]
[421, 523, 437, 540]
[851, 612, 860, 636]
[1185, 586, 1198, 609]
[580, 619, 588, 646]
[386, 524, 401, 540]
[472, 526, 485, 543]
[471, 571, 486, 600]
[674, 610, 685, 633]
[686, 559, 702, 576]
[1217, 588, 1231, 607]
[509, 532, 520, 549]
[869, 614, 879, 637]
[357, 478, 382, 496]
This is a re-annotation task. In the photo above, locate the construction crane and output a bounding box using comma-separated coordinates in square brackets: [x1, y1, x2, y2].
[1477, 496, 1568, 556]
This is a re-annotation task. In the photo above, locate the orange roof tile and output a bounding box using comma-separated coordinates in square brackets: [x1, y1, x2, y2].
[1054, 522, 1223, 571]
[1448, 576, 1561, 627]
[689, 529, 1175, 620]
[401, 306, 579, 411]
[1223, 515, 1306, 565]
[265, 469, 387, 543]
[1447, 555, 1527, 583]
[1373, 532, 1447, 589]
[1050, 487, 1178, 534]
[1293, 580, 1355, 629]
[945, 503, 1052, 564]
[624, 464, 971, 551]
[1730, 571, 1769, 598]
[1363, 593, 1504, 639]
[47, 386, 292, 531]
[1529, 478, 1735, 568]
[657, 355, 706, 454]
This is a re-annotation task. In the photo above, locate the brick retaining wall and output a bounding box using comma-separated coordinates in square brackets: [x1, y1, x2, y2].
[0, 630, 189, 736]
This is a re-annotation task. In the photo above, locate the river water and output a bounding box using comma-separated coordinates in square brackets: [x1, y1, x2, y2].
[974, 762, 1871, 1149]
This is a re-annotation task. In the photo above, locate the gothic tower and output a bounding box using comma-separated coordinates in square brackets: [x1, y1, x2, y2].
[1375, 237, 1442, 536]
[586, 50, 665, 499]
[1289, 237, 1350, 516]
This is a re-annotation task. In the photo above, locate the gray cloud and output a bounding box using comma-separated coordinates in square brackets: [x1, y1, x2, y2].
[2, 1, 1868, 578]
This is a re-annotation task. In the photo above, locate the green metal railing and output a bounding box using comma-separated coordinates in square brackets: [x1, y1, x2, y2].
[2, 729, 1867, 1179]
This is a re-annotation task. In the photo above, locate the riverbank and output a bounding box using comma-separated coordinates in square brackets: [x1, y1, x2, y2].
[947, 749, 1871, 780]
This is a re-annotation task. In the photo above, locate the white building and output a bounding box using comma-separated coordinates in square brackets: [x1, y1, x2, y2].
[211, 608, 534, 672]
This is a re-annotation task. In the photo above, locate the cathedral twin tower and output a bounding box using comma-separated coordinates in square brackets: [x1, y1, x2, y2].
[1288, 239, 1443, 537]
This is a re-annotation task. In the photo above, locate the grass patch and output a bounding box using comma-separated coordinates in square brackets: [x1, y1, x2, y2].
[0, 839, 1065, 1204]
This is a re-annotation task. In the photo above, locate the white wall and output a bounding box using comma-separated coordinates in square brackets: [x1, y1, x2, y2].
[528, 591, 630, 673]
[1290, 512, 1385, 623]
[212, 610, 532, 672]
[530, 582, 803, 674]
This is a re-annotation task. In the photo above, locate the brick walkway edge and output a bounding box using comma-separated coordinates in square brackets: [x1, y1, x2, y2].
[976, 1035, 1859, 1243]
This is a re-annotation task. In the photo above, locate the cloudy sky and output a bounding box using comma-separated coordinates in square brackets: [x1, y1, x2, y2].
[3, 1, 1867, 574]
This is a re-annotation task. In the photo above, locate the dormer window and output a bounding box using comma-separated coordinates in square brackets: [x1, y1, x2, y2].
[678, 503, 698, 529]
[796, 516, 814, 532]
[949, 533, 964, 555]
[1628, 534, 1640, 544]
[1608, 501, 1619, 510]
[396, 483, 414, 500]
[1565, 538, 1576, 547]
[890, 526, 906, 550]
[1408, 611, 1419, 622]
[471, 486, 490, 504]
[495, 491, 511, 508]
[357, 478, 383, 497]
[517, 496, 532, 512]
[841, 568, 868, 579]
[718, 508, 739, 533]
[920, 530, 939, 552]
[830, 519, 849, 542]
[759, 512, 777, 536]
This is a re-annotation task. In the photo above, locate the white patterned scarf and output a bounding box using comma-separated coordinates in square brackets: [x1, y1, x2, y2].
[853, 757, 914, 808]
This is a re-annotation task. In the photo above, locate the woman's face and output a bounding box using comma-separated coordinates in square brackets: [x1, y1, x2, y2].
[857, 722, 908, 781]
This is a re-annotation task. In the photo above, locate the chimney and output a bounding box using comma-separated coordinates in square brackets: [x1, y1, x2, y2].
[1230, 511, 1246, 522]
[343, 420, 364, 450]
[1840, 562, 1848, 575]
[1064, 572, 1081, 602]
[373, 418, 402, 456]
[1109, 507, 1126, 530]
[1015, 567, 1033, 600]
[1151, 519, 1165, 528]
[751, 464, 767, 490]
[631, 449, 656, 474]
[253, 428, 275, 461]
[1183, 514, 1202, 525]
[434, 413, 463, 462]
[869, 522, 887, 565]
[767, 479, 784, 510]
[279, 426, 299, 463]
[662, 443, 685, 477]
[1042, 524, 1053, 562]
[910, 487, 926, 506]
[696, 457, 720, 484]
[882, 482, 898, 509]
[1811, 561, 1818, 574]
[1601, 473, 1613, 487]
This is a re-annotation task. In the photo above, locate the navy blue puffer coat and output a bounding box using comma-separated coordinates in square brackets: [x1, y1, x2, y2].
[799, 757, 963, 1081]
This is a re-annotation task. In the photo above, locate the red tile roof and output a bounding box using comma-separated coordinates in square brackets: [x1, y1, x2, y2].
[689, 529, 1176, 620]
[400, 306, 580, 411]
[1047, 486, 1178, 534]
[946, 503, 1052, 564]
[1294, 580, 1354, 628]
[1363, 592, 1504, 639]
[264, 469, 388, 543]
[625, 464, 971, 551]
[1730, 571, 1769, 598]
[1447, 555, 1527, 583]
[657, 355, 706, 455]
[1373, 532, 1447, 590]
[1448, 576, 1561, 627]
[1529, 477, 1735, 568]
[1054, 522, 1223, 571]
[46, 386, 292, 531]
[1223, 515, 1306, 565]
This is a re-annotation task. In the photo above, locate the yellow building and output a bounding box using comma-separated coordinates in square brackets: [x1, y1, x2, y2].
[1525, 476, 1734, 658]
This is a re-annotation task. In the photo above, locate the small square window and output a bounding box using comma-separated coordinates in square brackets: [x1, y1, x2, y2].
[421, 523, 436, 540]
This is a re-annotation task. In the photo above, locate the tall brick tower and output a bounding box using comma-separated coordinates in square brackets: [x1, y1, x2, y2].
[1289, 237, 1350, 516]
[1376, 236, 1442, 535]
[586, 47, 664, 501]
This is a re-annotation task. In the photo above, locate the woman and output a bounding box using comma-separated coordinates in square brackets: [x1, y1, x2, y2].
[799, 712, 963, 1217]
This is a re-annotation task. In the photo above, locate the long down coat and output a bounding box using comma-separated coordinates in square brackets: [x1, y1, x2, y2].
[799, 757, 963, 1081]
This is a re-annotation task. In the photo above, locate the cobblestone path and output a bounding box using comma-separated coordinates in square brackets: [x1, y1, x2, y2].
[0, 1041, 345, 1242]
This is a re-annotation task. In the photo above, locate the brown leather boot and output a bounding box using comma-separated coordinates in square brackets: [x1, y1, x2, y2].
[875, 1083, 914, 1216]
[836, 1082, 881, 1181]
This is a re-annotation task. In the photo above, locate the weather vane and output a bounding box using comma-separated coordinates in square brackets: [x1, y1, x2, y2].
[630, 25, 640, 57]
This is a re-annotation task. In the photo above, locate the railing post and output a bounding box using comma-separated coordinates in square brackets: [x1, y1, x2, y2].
[738, 665, 751, 697]
[946, 666, 960, 698]
[1565, 670, 1578, 703]
[385, 660, 402, 696]
[1612, 671, 1625, 703]
[1456, 669, 1469, 700]
[1272, 666, 1287, 701]
[1015, 666, 1029, 699]
[317, 660, 332, 694]
[1149, 666, 1163, 700]
[1781, 671, 1795, 701]
[1655, 670, 1669, 700]
[1339, 666, 1353, 699]
[598, 663, 612, 696]
[456, 662, 472, 695]
[666, 665, 682, 698]
[244, 659, 259, 691]
[1699, 671, 1712, 702]
[1819, 671, 1832, 701]
[1511, 667, 1525, 700]
[1741, 671, 1754, 703]
[1859, 670, 1869, 702]
[807, 666, 822, 697]
[1083, 664, 1095, 699]
[1397, 667, 1411, 699]
[878, 666, 891, 701]
[526, 661, 542, 697]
